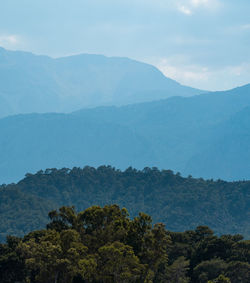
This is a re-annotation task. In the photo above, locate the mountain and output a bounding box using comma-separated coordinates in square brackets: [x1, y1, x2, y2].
[0, 113, 156, 184]
[74, 84, 250, 180]
[1, 83, 250, 183]
[187, 106, 250, 180]
[0, 47, 203, 118]
[0, 167, 249, 242]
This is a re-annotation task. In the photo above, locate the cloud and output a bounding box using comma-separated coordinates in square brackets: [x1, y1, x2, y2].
[191, 0, 209, 7]
[157, 57, 209, 85]
[0, 35, 20, 48]
[177, 0, 220, 15]
[178, 5, 192, 15]
[154, 56, 250, 91]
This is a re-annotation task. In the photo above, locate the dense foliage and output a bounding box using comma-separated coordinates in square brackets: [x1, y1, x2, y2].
[0, 205, 249, 283]
[0, 167, 249, 242]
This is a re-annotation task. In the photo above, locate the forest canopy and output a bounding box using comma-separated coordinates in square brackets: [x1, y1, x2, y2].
[0, 205, 249, 283]
[0, 166, 249, 242]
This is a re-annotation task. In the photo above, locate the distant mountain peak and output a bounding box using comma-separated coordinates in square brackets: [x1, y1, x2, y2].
[0, 48, 205, 118]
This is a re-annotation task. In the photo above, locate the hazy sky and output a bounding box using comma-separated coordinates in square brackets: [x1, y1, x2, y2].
[0, 0, 250, 90]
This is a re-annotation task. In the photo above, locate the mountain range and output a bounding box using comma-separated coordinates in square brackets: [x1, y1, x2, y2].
[0, 47, 202, 118]
[0, 84, 250, 183]
[1, 47, 250, 183]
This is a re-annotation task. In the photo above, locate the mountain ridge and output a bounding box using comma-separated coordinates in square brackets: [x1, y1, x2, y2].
[1, 166, 249, 242]
[0, 83, 250, 183]
[0, 47, 204, 118]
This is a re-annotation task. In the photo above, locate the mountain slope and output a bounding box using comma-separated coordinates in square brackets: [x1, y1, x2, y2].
[186, 106, 250, 179]
[0, 47, 203, 117]
[0, 113, 156, 184]
[0, 167, 249, 242]
[1, 84, 250, 183]
[73, 83, 250, 179]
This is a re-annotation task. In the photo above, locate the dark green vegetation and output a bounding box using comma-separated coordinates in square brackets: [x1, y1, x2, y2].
[1, 167, 249, 242]
[0, 205, 249, 283]
[1, 84, 250, 183]
[0, 47, 201, 118]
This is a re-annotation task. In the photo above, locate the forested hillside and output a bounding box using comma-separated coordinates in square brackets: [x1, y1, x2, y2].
[0, 205, 249, 283]
[0, 167, 249, 242]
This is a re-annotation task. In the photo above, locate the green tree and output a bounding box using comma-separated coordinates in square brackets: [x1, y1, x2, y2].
[0, 236, 26, 283]
[140, 223, 170, 281]
[47, 206, 83, 232]
[231, 240, 250, 262]
[1, 204, 249, 283]
[79, 204, 130, 252]
[97, 241, 143, 282]
[18, 229, 94, 283]
[208, 274, 231, 283]
[225, 261, 250, 283]
[166, 256, 190, 283]
[193, 258, 228, 283]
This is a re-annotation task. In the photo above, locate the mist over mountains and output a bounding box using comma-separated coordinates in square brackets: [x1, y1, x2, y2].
[1, 81, 250, 183]
[0, 47, 202, 118]
[1, 47, 250, 183]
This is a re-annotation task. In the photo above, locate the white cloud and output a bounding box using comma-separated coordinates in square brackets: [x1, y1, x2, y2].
[177, 0, 220, 15]
[0, 35, 18, 45]
[178, 5, 192, 15]
[190, 0, 209, 7]
[153, 56, 250, 91]
[0, 35, 21, 49]
[157, 57, 209, 85]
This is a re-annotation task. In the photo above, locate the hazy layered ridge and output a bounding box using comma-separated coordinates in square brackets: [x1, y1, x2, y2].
[0, 47, 203, 118]
[1, 84, 250, 183]
[74, 84, 250, 180]
[0, 113, 157, 184]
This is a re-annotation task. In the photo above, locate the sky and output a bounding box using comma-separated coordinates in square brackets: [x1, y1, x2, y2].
[0, 0, 250, 90]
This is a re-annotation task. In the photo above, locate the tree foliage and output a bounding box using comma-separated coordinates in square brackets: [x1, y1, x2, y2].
[0, 166, 249, 242]
[0, 205, 249, 283]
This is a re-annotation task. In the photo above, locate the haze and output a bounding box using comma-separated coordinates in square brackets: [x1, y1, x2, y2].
[1, 0, 250, 90]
